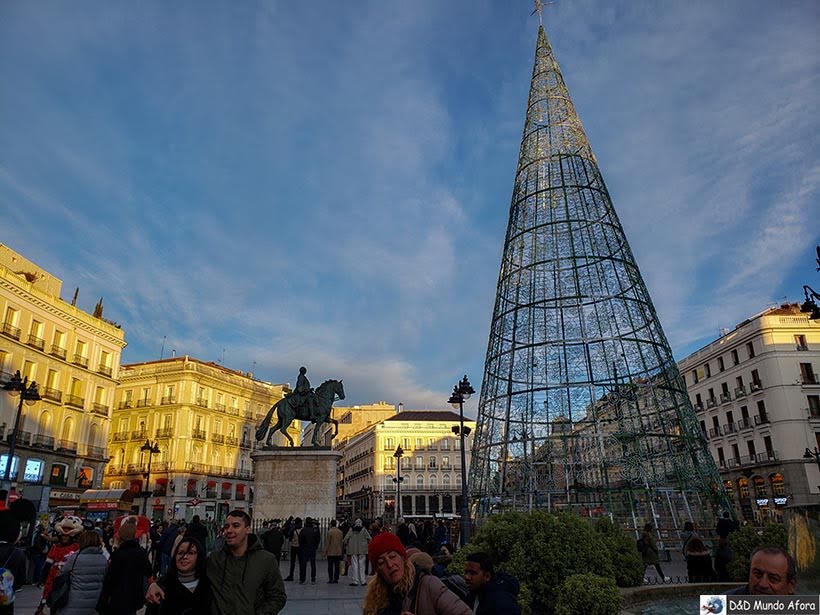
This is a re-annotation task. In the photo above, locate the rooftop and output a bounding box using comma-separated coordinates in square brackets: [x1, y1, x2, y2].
[384, 410, 468, 422]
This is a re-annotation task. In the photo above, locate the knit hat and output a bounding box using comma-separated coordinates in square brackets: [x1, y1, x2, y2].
[409, 551, 434, 571]
[368, 531, 406, 566]
[118, 521, 137, 542]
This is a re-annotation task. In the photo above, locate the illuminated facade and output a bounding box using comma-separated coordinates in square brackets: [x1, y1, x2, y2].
[337, 409, 475, 522]
[304, 401, 396, 447]
[104, 356, 297, 521]
[679, 303, 820, 522]
[0, 244, 127, 512]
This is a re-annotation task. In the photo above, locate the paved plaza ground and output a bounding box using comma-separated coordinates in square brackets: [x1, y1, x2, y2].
[12, 552, 689, 614]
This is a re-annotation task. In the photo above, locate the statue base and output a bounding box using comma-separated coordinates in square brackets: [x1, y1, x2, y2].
[251, 448, 342, 520]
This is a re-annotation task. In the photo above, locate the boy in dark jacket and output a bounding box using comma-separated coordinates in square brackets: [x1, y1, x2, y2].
[463, 552, 521, 615]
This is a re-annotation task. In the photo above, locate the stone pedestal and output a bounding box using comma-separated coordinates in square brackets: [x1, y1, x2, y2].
[252, 447, 342, 520]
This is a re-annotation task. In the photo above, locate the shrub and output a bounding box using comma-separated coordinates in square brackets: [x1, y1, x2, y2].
[594, 517, 645, 587]
[728, 523, 789, 581]
[554, 573, 623, 615]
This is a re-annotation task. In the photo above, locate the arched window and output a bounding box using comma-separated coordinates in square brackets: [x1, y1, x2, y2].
[723, 479, 733, 496]
[443, 474, 451, 487]
[737, 477, 749, 498]
[430, 475, 437, 488]
[61, 417, 73, 441]
[38, 411, 51, 437]
[752, 475, 767, 497]
[89, 423, 99, 448]
[769, 473, 785, 496]
[416, 475, 424, 487]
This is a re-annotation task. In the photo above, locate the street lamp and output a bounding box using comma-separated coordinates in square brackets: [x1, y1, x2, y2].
[800, 286, 820, 320]
[393, 445, 404, 520]
[2, 371, 40, 492]
[803, 447, 820, 472]
[140, 439, 161, 516]
[448, 374, 475, 547]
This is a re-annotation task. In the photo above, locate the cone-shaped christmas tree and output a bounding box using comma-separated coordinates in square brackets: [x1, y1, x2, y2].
[471, 26, 729, 528]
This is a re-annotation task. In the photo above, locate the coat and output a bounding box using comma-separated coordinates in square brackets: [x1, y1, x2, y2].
[206, 533, 286, 615]
[96, 539, 152, 614]
[185, 521, 209, 549]
[261, 528, 284, 557]
[0, 542, 27, 615]
[298, 524, 320, 554]
[641, 530, 660, 565]
[144, 573, 213, 615]
[402, 571, 473, 615]
[464, 572, 521, 615]
[56, 546, 108, 615]
[324, 527, 344, 557]
[343, 527, 371, 556]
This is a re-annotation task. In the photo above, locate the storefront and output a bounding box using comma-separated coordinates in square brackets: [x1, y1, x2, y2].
[79, 489, 136, 521]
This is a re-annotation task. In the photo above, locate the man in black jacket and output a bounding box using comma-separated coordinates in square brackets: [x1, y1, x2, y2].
[298, 517, 320, 585]
[463, 552, 521, 615]
[96, 521, 153, 615]
[186, 515, 210, 549]
[262, 519, 285, 562]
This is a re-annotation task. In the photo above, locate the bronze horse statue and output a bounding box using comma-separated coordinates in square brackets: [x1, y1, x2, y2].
[255, 379, 345, 447]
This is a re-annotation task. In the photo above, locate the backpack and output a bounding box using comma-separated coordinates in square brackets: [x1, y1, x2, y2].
[636, 537, 647, 554]
[0, 549, 18, 606]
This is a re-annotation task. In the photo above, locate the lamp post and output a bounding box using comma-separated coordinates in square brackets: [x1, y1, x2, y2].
[448, 374, 475, 548]
[393, 445, 404, 520]
[140, 439, 161, 516]
[2, 371, 40, 492]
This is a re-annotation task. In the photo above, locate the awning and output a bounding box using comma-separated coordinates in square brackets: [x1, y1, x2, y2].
[79, 489, 135, 511]
[221, 482, 231, 489]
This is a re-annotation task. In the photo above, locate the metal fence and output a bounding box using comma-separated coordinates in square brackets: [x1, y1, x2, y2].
[201, 516, 336, 556]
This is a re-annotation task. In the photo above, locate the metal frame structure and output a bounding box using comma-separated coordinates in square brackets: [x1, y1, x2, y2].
[471, 26, 730, 530]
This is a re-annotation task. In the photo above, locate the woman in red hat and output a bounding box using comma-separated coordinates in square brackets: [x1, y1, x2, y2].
[363, 532, 472, 615]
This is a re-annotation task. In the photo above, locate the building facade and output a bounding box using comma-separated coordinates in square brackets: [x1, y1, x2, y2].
[679, 303, 820, 523]
[304, 401, 397, 448]
[104, 356, 297, 521]
[0, 244, 127, 513]
[338, 409, 475, 523]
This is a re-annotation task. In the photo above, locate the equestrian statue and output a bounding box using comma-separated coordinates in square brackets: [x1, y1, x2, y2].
[255, 366, 345, 447]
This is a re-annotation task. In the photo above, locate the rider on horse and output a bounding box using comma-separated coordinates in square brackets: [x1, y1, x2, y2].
[293, 366, 319, 422]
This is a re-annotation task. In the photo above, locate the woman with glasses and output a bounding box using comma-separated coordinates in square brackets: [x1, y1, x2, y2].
[145, 536, 212, 615]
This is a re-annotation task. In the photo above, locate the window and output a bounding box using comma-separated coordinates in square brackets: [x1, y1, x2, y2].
[809, 395, 820, 418]
[442, 474, 451, 487]
[402, 438, 410, 449]
[800, 363, 817, 384]
[752, 475, 766, 497]
[757, 400, 768, 423]
[385, 437, 394, 450]
[700, 421, 706, 436]
[718, 357, 725, 372]
[50, 463, 68, 486]
[751, 369, 762, 388]
[747, 440, 756, 458]
[24, 458, 44, 483]
[770, 473, 785, 496]
[22, 360, 36, 382]
[738, 477, 749, 498]
[695, 393, 703, 407]
[731, 349, 739, 366]
[763, 436, 774, 457]
[731, 444, 740, 463]
[52, 330, 65, 351]
[746, 342, 755, 359]
[741, 405, 749, 420]
[691, 370, 699, 384]
[705, 363, 712, 378]
[442, 455, 450, 469]
[442, 438, 450, 451]
[0, 350, 7, 372]
[416, 438, 423, 450]
[416, 475, 424, 487]
[717, 447, 725, 465]
[429, 456, 437, 469]
[796, 335, 808, 351]
[415, 456, 423, 469]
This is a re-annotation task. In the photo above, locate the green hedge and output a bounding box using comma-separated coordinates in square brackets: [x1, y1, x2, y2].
[450, 512, 643, 615]
[554, 573, 623, 615]
[728, 523, 788, 581]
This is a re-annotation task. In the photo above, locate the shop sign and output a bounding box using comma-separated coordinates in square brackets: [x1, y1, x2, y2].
[774, 497, 788, 505]
[756, 498, 769, 506]
[50, 491, 81, 501]
[86, 502, 120, 510]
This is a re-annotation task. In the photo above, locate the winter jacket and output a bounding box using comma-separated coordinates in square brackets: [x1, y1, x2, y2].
[186, 521, 209, 549]
[397, 523, 411, 546]
[0, 542, 27, 615]
[96, 539, 152, 615]
[144, 573, 213, 615]
[324, 527, 343, 558]
[680, 530, 698, 555]
[464, 572, 521, 615]
[261, 528, 284, 557]
[640, 530, 660, 565]
[343, 526, 371, 556]
[402, 570, 473, 615]
[56, 546, 108, 615]
[206, 533, 286, 615]
[160, 524, 179, 555]
[298, 524, 320, 554]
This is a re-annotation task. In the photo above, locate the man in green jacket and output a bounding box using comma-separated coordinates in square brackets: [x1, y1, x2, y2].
[147, 510, 286, 614]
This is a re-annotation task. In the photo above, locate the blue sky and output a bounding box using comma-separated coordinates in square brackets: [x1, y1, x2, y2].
[1, 1, 818, 411]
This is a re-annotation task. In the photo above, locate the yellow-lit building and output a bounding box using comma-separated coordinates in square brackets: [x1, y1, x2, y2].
[304, 401, 397, 447]
[336, 409, 475, 522]
[0, 244, 127, 512]
[104, 356, 297, 521]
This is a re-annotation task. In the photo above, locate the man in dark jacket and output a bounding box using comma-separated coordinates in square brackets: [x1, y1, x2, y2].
[262, 519, 285, 562]
[463, 552, 521, 615]
[96, 521, 153, 615]
[186, 514, 210, 549]
[147, 509, 287, 614]
[716, 511, 739, 539]
[158, 520, 179, 576]
[396, 517, 411, 546]
[298, 517, 320, 584]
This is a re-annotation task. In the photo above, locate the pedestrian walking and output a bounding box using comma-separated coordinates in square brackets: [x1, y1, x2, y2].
[639, 523, 667, 581]
[298, 517, 320, 585]
[96, 521, 153, 615]
[145, 536, 212, 615]
[324, 520, 344, 584]
[53, 529, 108, 615]
[343, 518, 371, 586]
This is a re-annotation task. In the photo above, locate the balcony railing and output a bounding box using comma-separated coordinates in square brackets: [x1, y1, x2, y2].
[57, 439, 78, 453]
[91, 403, 109, 416]
[72, 354, 89, 368]
[136, 399, 151, 407]
[708, 427, 720, 438]
[807, 407, 820, 419]
[118, 401, 133, 409]
[50, 476, 68, 486]
[734, 386, 747, 398]
[801, 373, 819, 385]
[215, 403, 226, 412]
[156, 428, 174, 438]
[66, 395, 85, 409]
[161, 396, 176, 405]
[42, 387, 62, 403]
[106, 465, 125, 476]
[722, 423, 737, 435]
[240, 439, 252, 449]
[797, 344, 809, 351]
[720, 392, 732, 404]
[13, 431, 31, 446]
[226, 436, 238, 446]
[192, 429, 207, 440]
[195, 398, 209, 408]
[131, 430, 148, 440]
[226, 406, 240, 416]
[98, 364, 113, 377]
[1, 323, 20, 340]
[31, 434, 55, 449]
[754, 415, 770, 426]
[27, 334, 45, 350]
[112, 431, 129, 442]
[50, 344, 67, 360]
[186, 462, 208, 474]
[693, 403, 704, 412]
[706, 398, 717, 408]
[212, 434, 225, 443]
[85, 445, 106, 459]
[750, 380, 764, 392]
[152, 461, 169, 472]
[736, 417, 753, 430]
[126, 463, 143, 474]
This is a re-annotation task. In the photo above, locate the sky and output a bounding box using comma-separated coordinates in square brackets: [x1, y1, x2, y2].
[1, 1, 818, 412]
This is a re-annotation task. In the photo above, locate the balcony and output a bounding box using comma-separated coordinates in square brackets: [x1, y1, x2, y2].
[722, 423, 737, 436]
[118, 401, 133, 410]
[212, 434, 225, 444]
[14, 431, 31, 446]
[1, 323, 20, 340]
[750, 380, 764, 392]
[91, 403, 109, 417]
[240, 439, 252, 449]
[195, 398, 209, 408]
[708, 427, 720, 438]
[797, 343, 809, 351]
[192, 429, 207, 441]
[50, 476, 68, 486]
[105, 465, 125, 476]
[186, 462, 208, 474]
[26, 334, 45, 351]
[126, 463, 143, 474]
[706, 398, 717, 408]
[112, 431, 129, 442]
[72, 354, 89, 368]
[808, 407, 820, 419]
[801, 373, 819, 386]
[136, 399, 151, 408]
[736, 417, 753, 431]
[50, 345, 67, 360]
[205, 489, 218, 499]
[693, 403, 704, 412]
[131, 430, 148, 440]
[754, 415, 770, 426]
[226, 406, 240, 416]
[734, 386, 747, 398]
[215, 403, 226, 412]
[161, 396, 176, 405]
[152, 461, 169, 472]
[57, 439, 78, 453]
[155, 428, 174, 439]
[42, 387, 62, 403]
[225, 436, 238, 446]
[31, 434, 55, 449]
[720, 392, 732, 404]
[65, 395, 85, 409]
[85, 445, 106, 459]
[98, 364, 113, 377]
